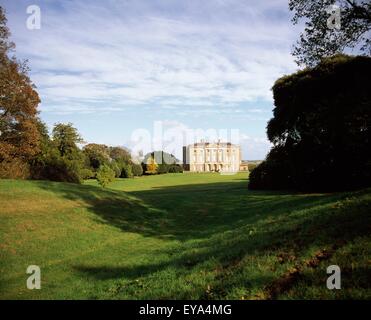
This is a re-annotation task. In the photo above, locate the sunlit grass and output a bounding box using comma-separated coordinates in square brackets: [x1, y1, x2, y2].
[0, 173, 370, 299]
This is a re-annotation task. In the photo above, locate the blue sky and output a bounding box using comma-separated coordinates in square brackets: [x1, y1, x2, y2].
[2, 0, 300, 160]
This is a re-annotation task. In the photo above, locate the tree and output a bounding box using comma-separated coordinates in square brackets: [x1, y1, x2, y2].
[0, 6, 14, 53]
[144, 154, 158, 174]
[52, 123, 83, 159]
[290, 0, 371, 66]
[83, 143, 110, 170]
[0, 6, 41, 178]
[131, 163, 143, 176]
[40, 123, 85, 183]
[109, 146, 131, 163]
[157, 163, 170, 174]
[29, 119, 59, 180]
[109, 160, 121, 178]
[31, 121, 85, 183]
[247, 146, 292, 190]
[108, 146, 133, 177]
[96, 164, 115, 188]
[168, 164, 183, 173]
[120, 163, 133, 178]
[249, 54, 371, 191]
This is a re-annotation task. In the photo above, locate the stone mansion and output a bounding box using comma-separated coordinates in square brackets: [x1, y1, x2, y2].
[183, 141, 241, 173]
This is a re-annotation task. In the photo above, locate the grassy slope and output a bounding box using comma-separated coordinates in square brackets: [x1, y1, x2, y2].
[0, 173, 370, 299]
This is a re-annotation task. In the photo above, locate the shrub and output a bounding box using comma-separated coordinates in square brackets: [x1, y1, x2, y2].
[141, 162, 183, 175]
[157, 164, 170, 174]
[96, 164, 115, 187]
[168, 164, 183, 173]
[146, 162, 158, 174]
[247, 163, 258, 172]
[121, 163, 133, 178]
[80, 168, 95, 180]
[30, 156, 82, 184]
[65, 160, 84, 183]
[144, 155, 158, 175]
[109, 161, 122, 178]
[0, 158, 30, 179]
[131, 163, 143, 176]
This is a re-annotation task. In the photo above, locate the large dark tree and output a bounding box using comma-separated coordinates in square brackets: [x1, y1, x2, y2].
[290, 0, 371, 66]
[249, 54, 371, 191]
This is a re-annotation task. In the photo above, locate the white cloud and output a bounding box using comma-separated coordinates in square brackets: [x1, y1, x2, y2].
[3, 0, 297, 159]
[7, 0, 298, 114]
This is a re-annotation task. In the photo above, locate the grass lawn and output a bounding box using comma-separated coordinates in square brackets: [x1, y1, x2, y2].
[0, 172, 370, 299]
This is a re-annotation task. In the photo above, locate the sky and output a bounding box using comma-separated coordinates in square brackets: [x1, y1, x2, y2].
[2, 0, 301, 160]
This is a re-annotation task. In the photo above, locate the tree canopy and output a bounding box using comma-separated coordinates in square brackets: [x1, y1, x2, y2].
[249, 54, 371, 191]
[290, 0, 371, 66]
[109, 146, 131, 163]
[0, 6, 41, 178]
[83, 143, 110, 169]
[52, 123, 83, 159]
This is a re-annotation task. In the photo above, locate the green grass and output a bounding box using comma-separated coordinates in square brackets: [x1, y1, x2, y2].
[0, 172, 370, 299]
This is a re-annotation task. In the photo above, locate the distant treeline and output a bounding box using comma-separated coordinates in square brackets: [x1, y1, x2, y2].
[1, 119, 183, 186]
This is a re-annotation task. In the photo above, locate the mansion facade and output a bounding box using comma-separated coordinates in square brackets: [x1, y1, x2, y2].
[183, 141, 241, 173]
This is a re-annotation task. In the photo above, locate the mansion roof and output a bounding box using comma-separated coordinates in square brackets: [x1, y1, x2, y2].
[189, 142, 238, 148]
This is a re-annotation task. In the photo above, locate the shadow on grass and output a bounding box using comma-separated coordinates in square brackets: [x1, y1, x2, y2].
[36, 179, 371, 298]
[72, 188, 370, 299]
[35, 178, 342, 241]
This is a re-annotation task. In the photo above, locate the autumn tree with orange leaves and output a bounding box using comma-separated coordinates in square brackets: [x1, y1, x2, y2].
[0, 6, 41, 178]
